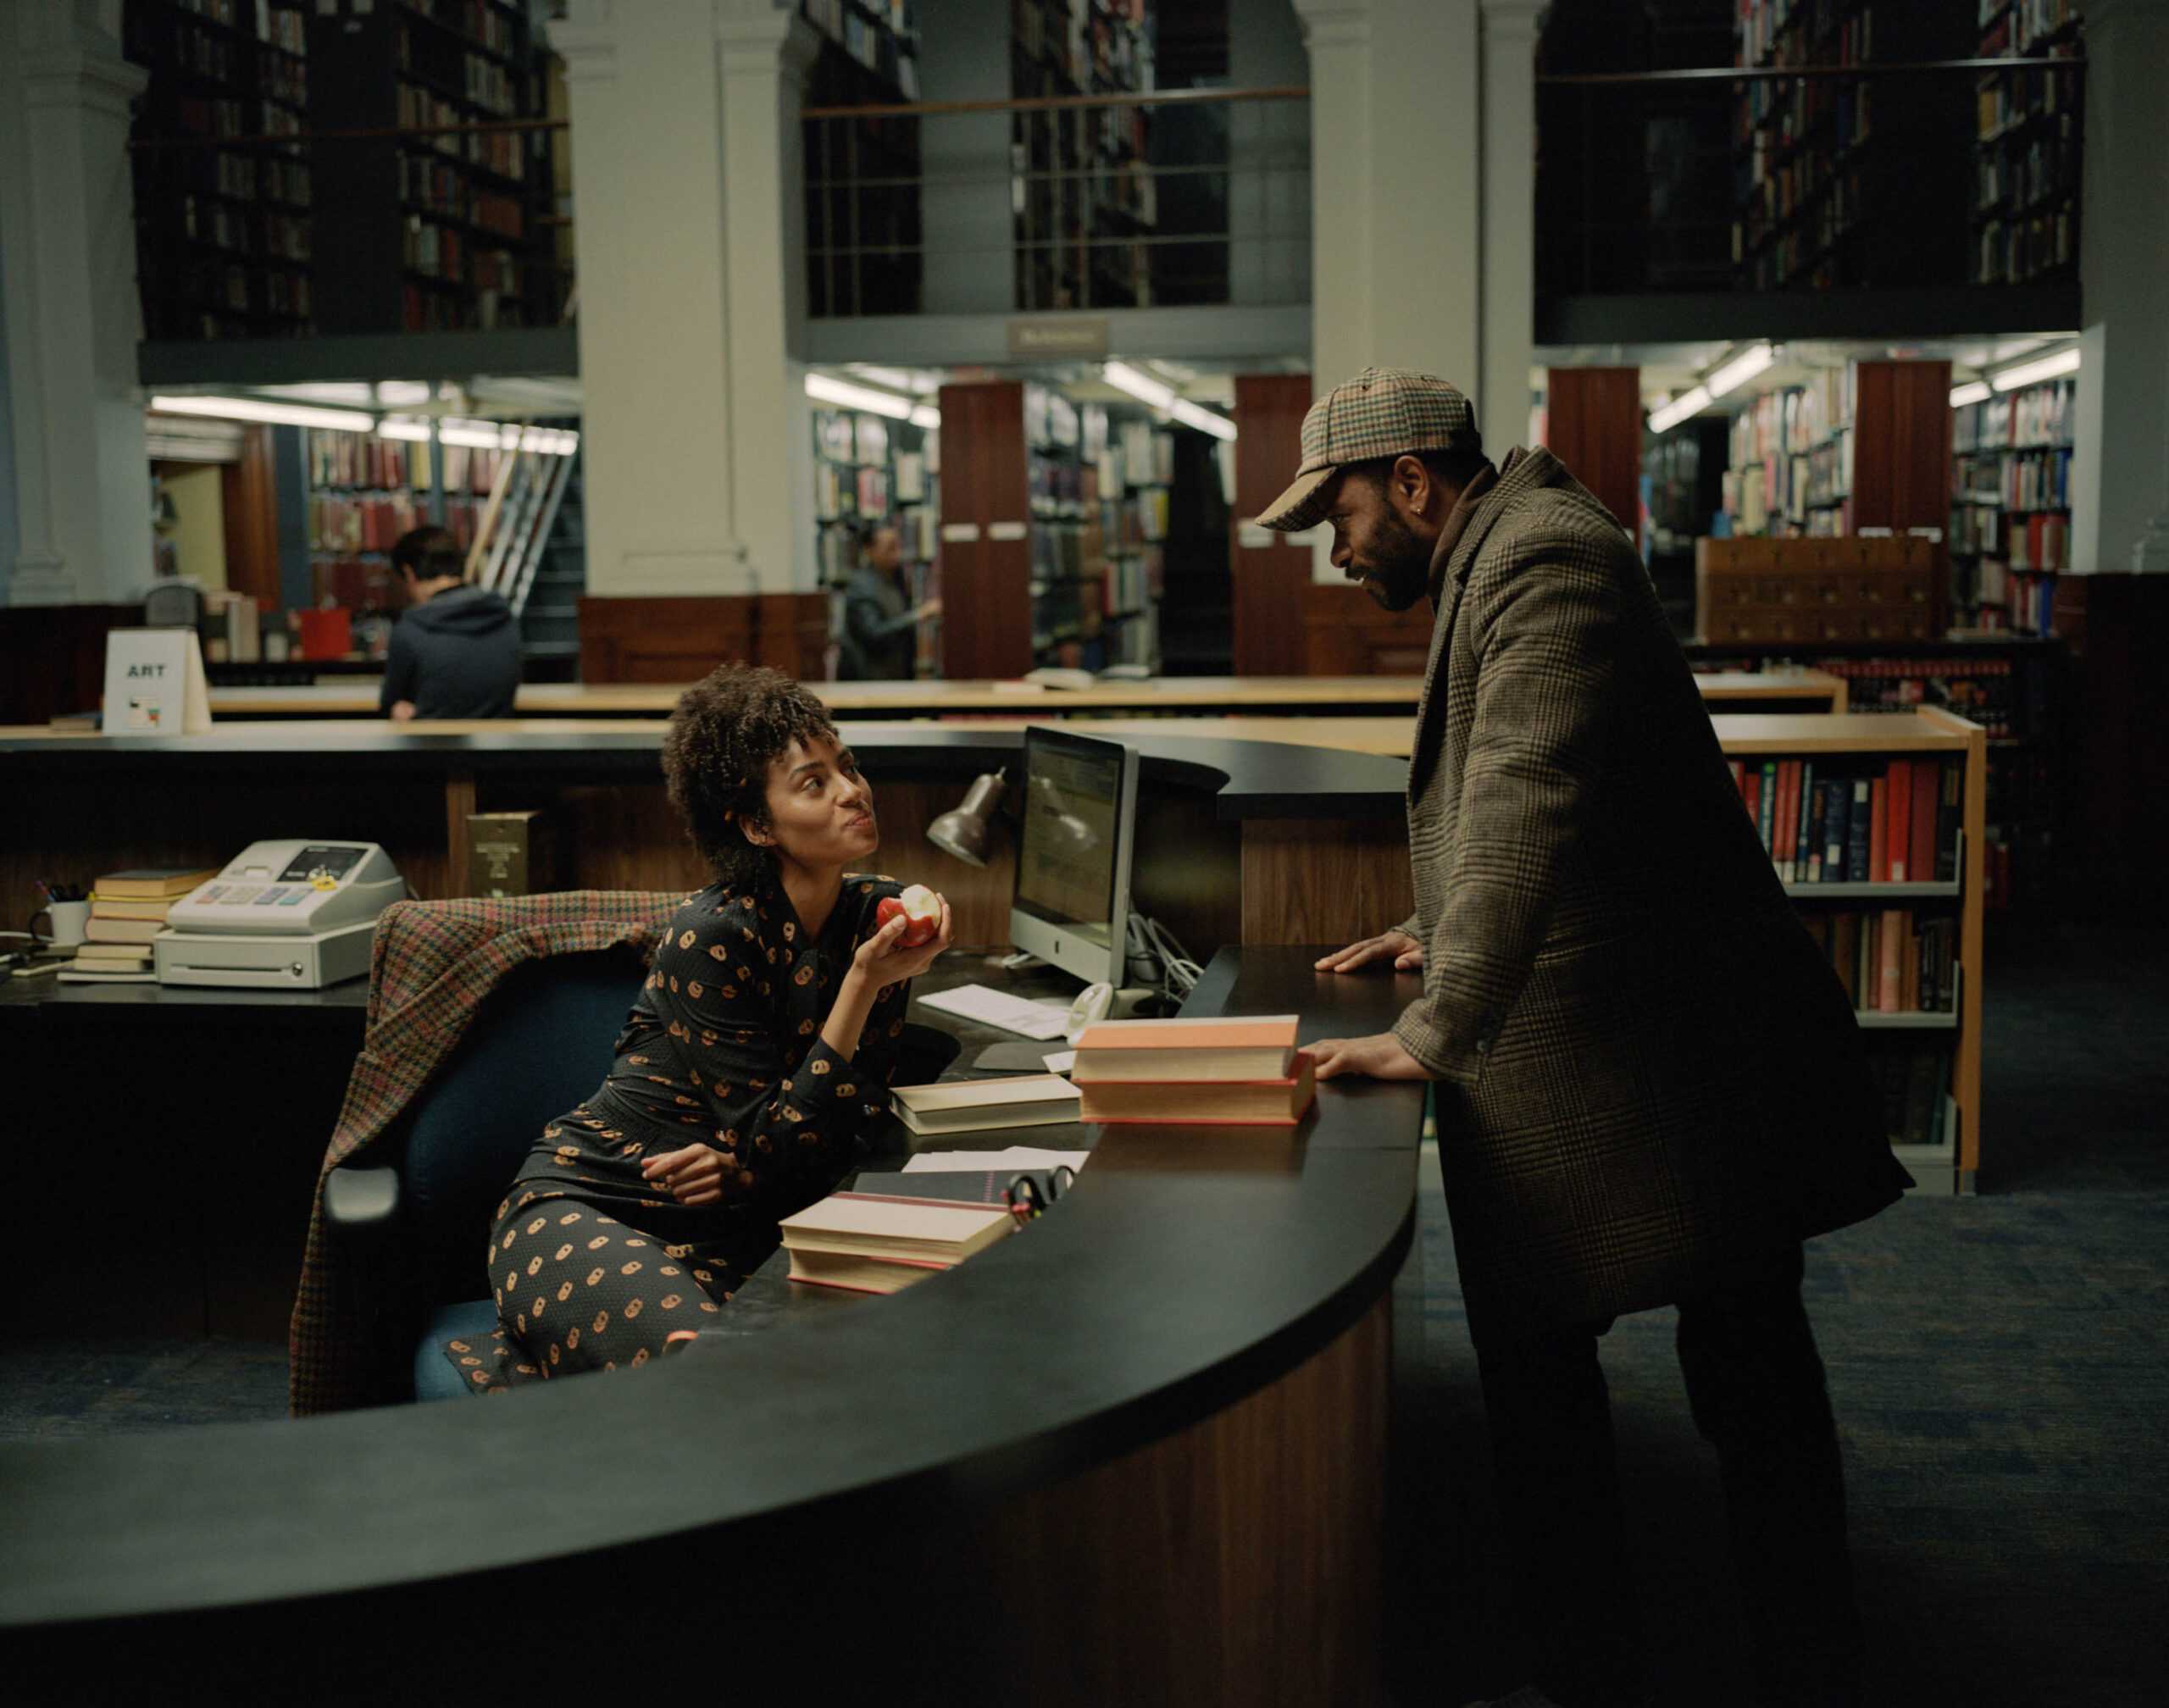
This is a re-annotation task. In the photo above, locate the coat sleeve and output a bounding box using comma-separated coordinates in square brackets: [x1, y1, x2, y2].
[844, 581, 918, 649]
[1393, 518, 1627, 1084]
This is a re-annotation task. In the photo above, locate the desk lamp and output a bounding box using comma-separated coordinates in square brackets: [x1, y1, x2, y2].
[926, 770, 1008, 866]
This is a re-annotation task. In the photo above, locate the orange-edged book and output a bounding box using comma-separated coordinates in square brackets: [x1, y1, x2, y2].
[1867, 774, 1889, 884]
[1069, 1013, 1299, 1082]
[784, 1245, 955, 1295]
[1907, 757, 1940, 886]
[1877, 907, 1907, 1012]
[92, 866, 218, 900]
[89, 896, 179, 923]
[1078, 1054, 1316, 1126]
[778, 1190, 1016, 1273]
[1884, 758, 1912, 883]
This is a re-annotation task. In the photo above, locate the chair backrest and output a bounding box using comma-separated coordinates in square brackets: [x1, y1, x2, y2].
[400, 946, 648, 1300]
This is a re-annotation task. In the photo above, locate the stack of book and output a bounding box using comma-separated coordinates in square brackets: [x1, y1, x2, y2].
[1070, 1014, 1315, 1125]
[778, 1190, 1018, 1295]
[62, 867, 218, 984]
[889, 1073, 1079, 1136]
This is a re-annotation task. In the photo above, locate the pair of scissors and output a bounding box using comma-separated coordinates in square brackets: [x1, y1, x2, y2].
[1004, 1165, 1077, 1219]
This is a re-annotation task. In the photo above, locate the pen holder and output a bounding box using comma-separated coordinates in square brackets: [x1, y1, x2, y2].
[30, 900, 91, 947]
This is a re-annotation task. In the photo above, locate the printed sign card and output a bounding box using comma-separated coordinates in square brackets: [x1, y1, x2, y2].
[102, 628, 212, 735]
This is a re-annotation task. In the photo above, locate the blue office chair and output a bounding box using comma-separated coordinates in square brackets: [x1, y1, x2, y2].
[323, 946, 651, 1401]
[323, 948, 962, 1401]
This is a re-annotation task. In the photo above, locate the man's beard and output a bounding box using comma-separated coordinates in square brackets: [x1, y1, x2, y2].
[1349, 508, 1432, 612]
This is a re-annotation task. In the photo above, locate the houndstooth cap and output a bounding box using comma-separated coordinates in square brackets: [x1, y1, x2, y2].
[1257, 367, 1480, 532]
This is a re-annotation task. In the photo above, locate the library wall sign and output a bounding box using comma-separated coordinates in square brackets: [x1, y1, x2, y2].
[1007, 316, 1109, 358]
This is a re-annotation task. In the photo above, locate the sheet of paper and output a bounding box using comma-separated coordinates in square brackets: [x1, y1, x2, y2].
[1043, 1050, 1075, 1073]
[902, 1147, 1092, 1173]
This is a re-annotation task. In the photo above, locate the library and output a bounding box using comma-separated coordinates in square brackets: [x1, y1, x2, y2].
[0, 2, 2164, 1702]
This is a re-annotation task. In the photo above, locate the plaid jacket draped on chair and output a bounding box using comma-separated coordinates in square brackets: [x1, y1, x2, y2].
[289, 891, 683, 1415]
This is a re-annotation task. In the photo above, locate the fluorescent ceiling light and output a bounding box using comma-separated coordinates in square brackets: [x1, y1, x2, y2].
[1705, 342, 1777, 400]
[852, 365, 938, 396]
[1170, 398, 1236, 441]
[1646, 385, 1712, 435]
[377, 417, 435, 442]
[149, 394, 377, 433]
[1949, 381, 1994, 408]
[1102, 361, 1179, 412]
[909, 404, 940, 430]
[805, 372, 917, 421]
[1103, 363, 1234, 439]
[374, 380, 433, 408]
[1990, 347, 2080, 391]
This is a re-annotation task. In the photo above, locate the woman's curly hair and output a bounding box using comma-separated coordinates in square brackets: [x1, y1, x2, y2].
[663, 664, 839, 884]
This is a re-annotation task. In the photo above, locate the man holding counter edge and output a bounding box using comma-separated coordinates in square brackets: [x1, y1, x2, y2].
[1266, 368, 1910, 1708]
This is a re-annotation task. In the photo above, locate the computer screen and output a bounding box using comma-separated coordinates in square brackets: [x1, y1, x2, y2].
[1009, 724, 1140, 992]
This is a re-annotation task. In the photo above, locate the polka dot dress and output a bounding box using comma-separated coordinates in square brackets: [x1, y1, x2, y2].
[446, 873, 912, 1392]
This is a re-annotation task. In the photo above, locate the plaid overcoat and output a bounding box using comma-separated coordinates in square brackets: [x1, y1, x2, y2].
[1390, 446, 1909, 1336]
[289, 891, 681, 1414]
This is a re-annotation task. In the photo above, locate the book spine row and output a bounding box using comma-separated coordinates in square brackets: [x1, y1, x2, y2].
[1800, 907, 1961, 1015]
[1729, 753, 1961, 884]
[1870, 1046, 1955, 1150]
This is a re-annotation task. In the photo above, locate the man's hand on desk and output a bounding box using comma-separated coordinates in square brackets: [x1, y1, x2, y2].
[643, 1143, 725, 1206]
[1309, 1032, 1440, 1082]
[1314, 929, 1423, 973]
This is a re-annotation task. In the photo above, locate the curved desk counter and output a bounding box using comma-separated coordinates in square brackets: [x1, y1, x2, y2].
[0, 947, 1428, 1705]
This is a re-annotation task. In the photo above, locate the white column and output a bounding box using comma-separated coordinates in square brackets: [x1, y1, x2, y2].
[0, 3, 150, 606]
[1478, 0, 1543, 458]
[2068, 0, 2169, 575]
[550, 0, 818, 599]
[1293, 0, 1484, 580]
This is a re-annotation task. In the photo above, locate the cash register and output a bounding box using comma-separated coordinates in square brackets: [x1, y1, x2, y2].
[154, 840, 407, 989]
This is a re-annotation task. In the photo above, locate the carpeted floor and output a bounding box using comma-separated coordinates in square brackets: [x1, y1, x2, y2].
[3, 923, 2163, 1705]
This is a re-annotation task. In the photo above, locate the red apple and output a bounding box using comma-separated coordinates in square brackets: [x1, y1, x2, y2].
[876, 884, 942, 947]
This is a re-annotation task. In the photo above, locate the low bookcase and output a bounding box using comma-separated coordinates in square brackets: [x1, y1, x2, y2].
[1711, 708, 1987, 1195]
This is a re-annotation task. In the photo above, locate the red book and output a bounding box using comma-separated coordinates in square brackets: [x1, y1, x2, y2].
[1742, 766, 1762, 833]
[1867, 775, 1889, 883]
[1885, 758, 1911, 883]
[1908, 757, 1939, 884]
[1773, 759, 1800, 882]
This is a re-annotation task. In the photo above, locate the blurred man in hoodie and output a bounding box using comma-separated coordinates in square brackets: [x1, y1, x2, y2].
[380, 526, 523, 720]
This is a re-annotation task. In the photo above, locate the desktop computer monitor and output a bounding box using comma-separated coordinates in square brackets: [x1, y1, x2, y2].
[1008, 724, 1140, 993]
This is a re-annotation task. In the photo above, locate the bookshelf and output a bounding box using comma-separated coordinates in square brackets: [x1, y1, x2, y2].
[1950, 375, 2072, 635]
[304, 427, 496, 650]
[305, 0, 552, 335]
[1714, 707, 1988, 1194]
[799, 0, 924, 319]
[1023, 386, 1168, 674]
[1721, 365, 1858, 540]
[1969, 0, 2084, 286]
[1012, 0, 1157, 311]
[813, 404, 942, 678]
[1730, 2, 1972, 291]
[124, 0, 315, 341]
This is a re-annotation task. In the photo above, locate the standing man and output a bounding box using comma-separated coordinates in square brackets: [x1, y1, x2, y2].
[1264, 368, 1909, 1708]
[379, 526, 523, 720]
[835, 520, 940, 681]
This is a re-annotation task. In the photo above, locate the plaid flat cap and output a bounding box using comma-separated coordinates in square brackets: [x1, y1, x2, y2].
[1258, 366, 1480, 532]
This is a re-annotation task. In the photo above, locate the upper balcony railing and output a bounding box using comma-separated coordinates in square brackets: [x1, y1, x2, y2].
[1535, 53, 2086, 312]
[800, 86, 1312, 320]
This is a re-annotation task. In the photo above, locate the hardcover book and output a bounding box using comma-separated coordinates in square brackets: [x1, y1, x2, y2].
[888, 1074, 1079, 1134]
[1068, 1014, 1299, 1082]
[1077, 1055, 1316, 1126]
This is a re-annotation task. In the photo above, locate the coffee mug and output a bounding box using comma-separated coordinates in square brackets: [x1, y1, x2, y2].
[30, 899, 92, 947]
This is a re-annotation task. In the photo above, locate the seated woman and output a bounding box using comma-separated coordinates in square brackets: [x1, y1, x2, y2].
[446, 663, 951, 1390]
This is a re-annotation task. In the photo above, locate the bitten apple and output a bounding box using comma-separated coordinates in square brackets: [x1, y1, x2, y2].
[875, 884, 942, 947]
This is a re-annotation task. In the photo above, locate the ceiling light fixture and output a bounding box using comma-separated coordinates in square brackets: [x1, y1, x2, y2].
[1101, 362, 1236, 441]
[1646, 385, 1712, 435]
[148, 394, 378, 434]
[1705, 342, 1778, 399]
[805, 371, 918, 422]
[1989, 347, 2080, 392]
[1949, 380, 1994, 408]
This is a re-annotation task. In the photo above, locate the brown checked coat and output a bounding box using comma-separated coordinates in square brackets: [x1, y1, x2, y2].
[1390, 446, 1909, 1336]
